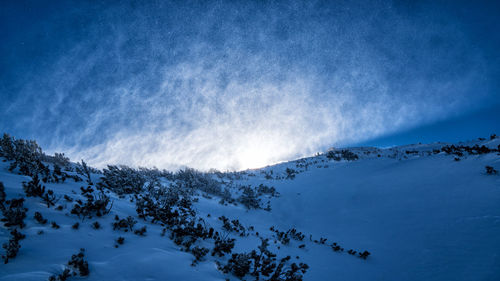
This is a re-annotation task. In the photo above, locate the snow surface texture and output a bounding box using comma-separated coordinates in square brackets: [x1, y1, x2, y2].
[1, 137, 499, 280]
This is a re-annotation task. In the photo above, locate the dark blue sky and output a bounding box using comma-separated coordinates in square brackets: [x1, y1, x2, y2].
[1, 0, 499, 170]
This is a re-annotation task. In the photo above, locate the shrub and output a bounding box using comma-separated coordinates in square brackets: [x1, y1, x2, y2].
[117, 237, 125, 245]
[326, 151, 341, 161]
[486, 166, 498, 175]
[75, 160, 95, 185]
[326, 150, 359, 161]
[23, 174, 45, 197]
[190, 246, 209, 265]
[91, 221, 101, 229]
[49, 248, 89, 280]
[256, 184, 278, 197]
[285, 168, 297, 179]
[219, 238, 309, 280]
[71, 190, 112, 220]
[238, 186, 260, 209]
[1, 229, 25, 264]
[134, 226, 147, 236]
[98, 165, 145, 194]
[0, 182, 6, 210]
[34, 211, 48, 224]
[223, 253, 252, 278]
[175, 168, 222, 195]
[359, 250, 371, 259]
[0, 133, 15, 160]
[212, 235, 235, 257]
[1, 198, 27, 228]
[113, 215, 137, 232]
[22, 175, 59, 207]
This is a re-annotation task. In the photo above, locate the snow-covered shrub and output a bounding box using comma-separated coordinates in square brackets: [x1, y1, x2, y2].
[68, 249, 90, 276]
[190, 246, 209, 265]
[98, 165, 146, 194]
[175, 168, 222, 196]
[212, 235, 235, 257]
[2, 229, 25, 264]
[0, 182, 6, 209]
[51, 153, 71, 168]
[0, 133, 15, 160]
[256, 184, 278, 197]
[219, 238, 309, 280]
[238, 186, 260, 209]
[115, 236, 125, 247]
[285, 168, 297, 179]
[70, 189, 112, 219]
[5, 136, 47, 177]
[270, 227, 305, 245]
[48, 269, 71, 281]
[330, 242, 343, 252]
[358, 250, 371, 259]
[341, 150, 359, 161]
[1, 198, 27, 228]
[22, 174, 59, 207]
[134, 226, 147, 236]
[485, 166, 498, 175]
[34, 211, 48, 224]
[218, 216, 247, 236]
[75, 160, 95, 185]
[326, 151, 341, 161]
[270, 226, 290, 245]
[50, 248, 89, 280]
[91, 221, 101, 229]
[326, 150, 359, 161]
[112, 215, 137, 232]
[442, 144, 494, 156]
[221, 253, 252, 278]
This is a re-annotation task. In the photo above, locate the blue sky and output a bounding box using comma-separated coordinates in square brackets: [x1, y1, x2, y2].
[1, 0, 499, 170]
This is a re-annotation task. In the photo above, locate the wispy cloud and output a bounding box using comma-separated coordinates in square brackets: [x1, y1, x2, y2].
[3, 1, 491, 170]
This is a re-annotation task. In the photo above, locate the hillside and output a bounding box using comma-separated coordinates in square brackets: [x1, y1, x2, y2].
[0, 134, 499, 281]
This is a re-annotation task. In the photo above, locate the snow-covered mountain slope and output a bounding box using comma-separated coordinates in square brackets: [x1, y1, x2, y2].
[0, 136, 499, 281]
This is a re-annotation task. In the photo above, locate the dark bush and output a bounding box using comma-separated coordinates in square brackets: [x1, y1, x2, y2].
[486, 166, 498, 175]
[22, 175, 59, 207]
[98, 165, 146, 194]
[134, 226, 147, 236]
[212, 235, 235, 257]
[34, 211, 48, 224]
[223, 253, 252, 278]
[75, 160, 95, 185]
[219, 238, 309, 280]
[23, 174, 45, 197]
[285, 168, 297, 179]
[359, 250, 371, 259]
[238, 186, 260, 209]
[190, 246, 209, 264]
[1, 229, 25, 264]
[113, 215, 137, 232]
[71, 190, 112, 220]
[0, 182, 6, 210]
[1, 198, 27, 228]
[116, 237, 125, 245]
[68, 249, 90, 276]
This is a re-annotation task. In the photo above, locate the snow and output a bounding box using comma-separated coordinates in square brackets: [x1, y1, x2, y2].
[1, 138, 499, 280]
